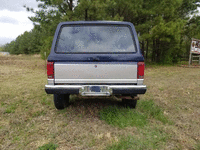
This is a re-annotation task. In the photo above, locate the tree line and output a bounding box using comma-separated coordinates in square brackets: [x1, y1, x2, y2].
[2, 0, 200, 64]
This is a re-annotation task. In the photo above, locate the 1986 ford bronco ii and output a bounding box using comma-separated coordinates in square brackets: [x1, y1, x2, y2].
[45, 21, 146, 109]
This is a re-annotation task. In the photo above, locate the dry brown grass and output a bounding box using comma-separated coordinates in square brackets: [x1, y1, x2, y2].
[141, 65, 200, 149]
[0, 55, 199, 150]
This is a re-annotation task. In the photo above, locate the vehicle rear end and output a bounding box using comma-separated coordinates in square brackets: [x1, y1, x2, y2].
[45, 21, 146, 109]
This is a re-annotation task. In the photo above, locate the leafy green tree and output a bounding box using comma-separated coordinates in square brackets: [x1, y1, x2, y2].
[24, 0, 76, 58]
[4, 0, 200, 64]
[0, 46, 3, 51]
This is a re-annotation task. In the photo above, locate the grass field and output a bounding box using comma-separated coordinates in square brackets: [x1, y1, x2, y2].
[0, 55, 200, 150]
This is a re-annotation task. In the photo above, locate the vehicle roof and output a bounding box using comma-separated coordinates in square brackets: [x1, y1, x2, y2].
[58, 21, 134, 26]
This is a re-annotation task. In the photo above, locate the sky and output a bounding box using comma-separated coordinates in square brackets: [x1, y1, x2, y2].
[0, 0, 39, 45]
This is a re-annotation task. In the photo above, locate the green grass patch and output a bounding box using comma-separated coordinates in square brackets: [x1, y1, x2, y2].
[41, 95, 52, 106]
[12, 136, 20, 143]
[88, 138, 97, 147]
[106, 127, 169, 150]
[99, 106, 148, 128]
[195, 142, 200, 150]
[37, 143, 58, 150]
[1, 102, 5, 106]
[56, 109, 67, 114]
[138, 100, 173, 124]
[4, 104, 17, 113]
[99, 100, 173, 129]
[32, 110, 46, 117]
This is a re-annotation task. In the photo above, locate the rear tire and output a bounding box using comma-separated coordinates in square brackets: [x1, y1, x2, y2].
[122, 99, 137, 109]
[54, 94, 70, 110]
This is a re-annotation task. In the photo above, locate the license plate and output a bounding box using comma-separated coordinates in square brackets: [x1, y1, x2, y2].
[90, 86, 101, 92]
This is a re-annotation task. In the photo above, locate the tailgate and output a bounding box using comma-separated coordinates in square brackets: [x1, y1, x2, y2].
[54, 62, 137, 84]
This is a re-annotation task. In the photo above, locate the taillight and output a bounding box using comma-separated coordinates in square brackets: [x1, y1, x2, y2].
[137, 62, 144, 79]
[47, 61, 54, 79]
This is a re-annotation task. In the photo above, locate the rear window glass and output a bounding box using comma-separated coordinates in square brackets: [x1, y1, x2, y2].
[55, 25, 136, 53]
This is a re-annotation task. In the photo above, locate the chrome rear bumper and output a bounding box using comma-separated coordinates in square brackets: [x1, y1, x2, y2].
[45, 85, 147, 96]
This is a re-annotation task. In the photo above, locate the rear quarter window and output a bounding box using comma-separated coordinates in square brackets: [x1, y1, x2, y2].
[55, 25, 136, 53]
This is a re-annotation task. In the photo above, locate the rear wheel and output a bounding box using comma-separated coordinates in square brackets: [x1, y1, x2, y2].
[122, 99, 137, 109]
[54, 94, 70, 110]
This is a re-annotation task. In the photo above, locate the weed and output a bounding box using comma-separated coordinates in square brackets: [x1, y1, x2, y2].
[37, 143, 58, 150]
